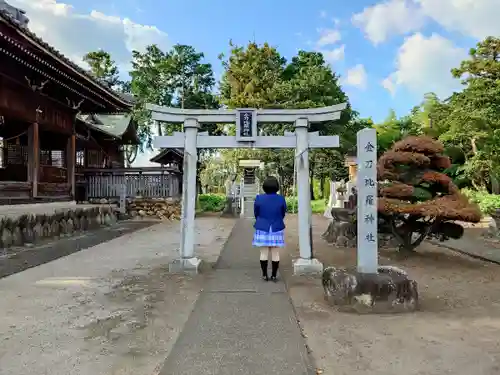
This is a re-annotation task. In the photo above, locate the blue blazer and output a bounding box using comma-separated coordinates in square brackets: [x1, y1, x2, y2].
[253, 193, 287, 232]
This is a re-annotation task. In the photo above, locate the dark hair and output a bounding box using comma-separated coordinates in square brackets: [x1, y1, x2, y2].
[262, 176, 280, 194]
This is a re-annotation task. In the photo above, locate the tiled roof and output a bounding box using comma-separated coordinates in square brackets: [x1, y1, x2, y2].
[150, 148, 184, 164]
[0, 9, 132, 108]
[77, 113, 139, 144]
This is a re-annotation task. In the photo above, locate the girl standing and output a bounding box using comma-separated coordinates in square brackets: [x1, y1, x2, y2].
[252, 176, 287, 282]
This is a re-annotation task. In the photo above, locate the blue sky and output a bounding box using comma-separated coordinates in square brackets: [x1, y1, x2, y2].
[11, 0, 496, 148]
[62, 0, 487, 123]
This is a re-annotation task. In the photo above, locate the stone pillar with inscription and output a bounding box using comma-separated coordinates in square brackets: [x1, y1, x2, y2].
[356, 128, 378, 274]
[321, 128, 419, 313]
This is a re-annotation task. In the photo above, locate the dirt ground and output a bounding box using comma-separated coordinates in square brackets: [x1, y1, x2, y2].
[282, 214, 500, 375]
[0, 217, 235, 375]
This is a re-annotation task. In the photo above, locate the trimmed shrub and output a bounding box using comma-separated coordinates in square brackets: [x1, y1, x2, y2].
[461, 189, 500, 216]
[198, 194, 226, 212]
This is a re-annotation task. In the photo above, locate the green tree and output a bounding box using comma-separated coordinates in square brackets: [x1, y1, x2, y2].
[128, 43, 219, 148]
[128, 45, 173, 147]
[410, 92, 450, 137]
[83, 50, 122, 88]
[218, 43, 354, 198]
[439, 37, 500, 191]
[169, 44, 219, 110]
[219, 41, 286, 109]
[375, 110, 421, 153]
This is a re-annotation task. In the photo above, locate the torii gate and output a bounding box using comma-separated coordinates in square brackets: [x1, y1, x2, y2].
[147, 103, 346, 274]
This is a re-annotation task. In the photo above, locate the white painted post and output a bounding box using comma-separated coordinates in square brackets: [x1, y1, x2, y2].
[119, 183, 126, 214]
[356, 128, 378, 274]
[239, 178, 245, 218]
[181, 118, 199, 262]
[178, 149, 188, 260]
[295, 118, 312, 259]
[323, 180, 336, 218]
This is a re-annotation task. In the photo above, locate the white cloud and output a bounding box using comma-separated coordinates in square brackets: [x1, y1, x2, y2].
[321, 45, 345, 63]
[344, 64, 368, 89]
[352, 0, 425, 44]
[352, 0, 500, 44]
[316, 28, 341, 47]
[353, 0, 498, 99]
[132, 126, 160, 167]
[8, 0, 169, 74]
[382, 33, 467, 98]
[313, 25, 344, 63]
[6, 0, 169, 167]
[381, 76, 396, 96]
[416, 0, 500, 40]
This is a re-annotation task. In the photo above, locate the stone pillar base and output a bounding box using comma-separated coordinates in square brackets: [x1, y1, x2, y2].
[169, 257, 202, 273]
[293, 258, 324, 275]
[322, 265, 419, 314]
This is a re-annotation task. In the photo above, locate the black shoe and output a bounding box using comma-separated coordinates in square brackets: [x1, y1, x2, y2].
[271, 261, 279, 281]
[270, 276, 278, 282]
[260, 260, 269, 281]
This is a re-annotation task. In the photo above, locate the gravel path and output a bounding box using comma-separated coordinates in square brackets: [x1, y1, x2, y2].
[0, 216, 235, 375]
[283, 215, 500, 375]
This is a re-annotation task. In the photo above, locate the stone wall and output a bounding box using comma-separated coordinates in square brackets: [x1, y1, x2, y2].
[0, 206, 117, 249]
[88, 197, 182, 221]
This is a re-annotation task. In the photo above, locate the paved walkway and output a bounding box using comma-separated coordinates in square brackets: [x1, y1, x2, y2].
[430, 237, 500, 264]
[158, 219, 313, 375]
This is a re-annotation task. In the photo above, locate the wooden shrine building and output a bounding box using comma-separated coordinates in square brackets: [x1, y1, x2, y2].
[0, 8, 136, 203]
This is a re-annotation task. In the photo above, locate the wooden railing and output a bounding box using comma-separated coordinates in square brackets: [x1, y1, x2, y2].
[84, 168, 181, 198]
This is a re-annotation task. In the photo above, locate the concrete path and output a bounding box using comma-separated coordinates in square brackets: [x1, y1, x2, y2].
[158, 219, 313, 375]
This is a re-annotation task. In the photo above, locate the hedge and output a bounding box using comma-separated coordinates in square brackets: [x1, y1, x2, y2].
[285, 197, 326, 214]
[461, 189, 500, 216]
[198, 194, 226, 212]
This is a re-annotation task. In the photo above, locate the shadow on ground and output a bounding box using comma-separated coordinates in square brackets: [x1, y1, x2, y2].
[0, 220, 157, 279]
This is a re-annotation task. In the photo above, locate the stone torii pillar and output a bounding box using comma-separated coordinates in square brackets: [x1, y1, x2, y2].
[147, 103, 346, 274]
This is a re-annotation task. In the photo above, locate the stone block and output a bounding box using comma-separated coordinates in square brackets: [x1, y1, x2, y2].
[0, 205, 119, 249]
[168, 257, 202, 274]
[293, 257, 324, 275]
[322, 265, 418, 313]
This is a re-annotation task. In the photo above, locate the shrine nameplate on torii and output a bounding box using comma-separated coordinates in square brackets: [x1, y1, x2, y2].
[147, 103, 346, 275]
[149, 106, 345, 149]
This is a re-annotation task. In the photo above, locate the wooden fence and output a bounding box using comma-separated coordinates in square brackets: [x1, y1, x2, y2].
[84, 168, 181, 198]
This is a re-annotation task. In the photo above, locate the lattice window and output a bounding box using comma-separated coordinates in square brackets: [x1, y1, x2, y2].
[0, 138, 3, 168]
[6, 143, 27, 165]
[40, 150, 51, 165]
[51, 150, 65, 168]
[76, 150, 85, 167]
[40, 150, 66, 167]
[87, 149, 103, 168]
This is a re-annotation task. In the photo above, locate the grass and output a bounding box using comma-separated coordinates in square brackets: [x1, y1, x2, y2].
[285, 197, 326, 214]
